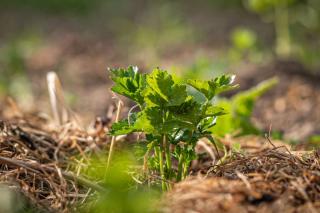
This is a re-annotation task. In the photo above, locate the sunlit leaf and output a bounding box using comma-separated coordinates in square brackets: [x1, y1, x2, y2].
[145, 68, 188, 107]
[187, 75, 238, 100]
[110, 66, 146, 106]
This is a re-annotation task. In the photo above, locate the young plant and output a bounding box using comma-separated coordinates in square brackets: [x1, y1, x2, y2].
[109, 66, 237, 190]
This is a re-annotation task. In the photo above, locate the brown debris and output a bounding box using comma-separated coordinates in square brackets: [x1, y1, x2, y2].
[163, 146, 320, 213]
[0, 104, 110, 212]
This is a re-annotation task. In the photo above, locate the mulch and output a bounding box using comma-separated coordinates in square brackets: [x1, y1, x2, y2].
[0, 100, 110, 212]
[163, 137, 320, 213]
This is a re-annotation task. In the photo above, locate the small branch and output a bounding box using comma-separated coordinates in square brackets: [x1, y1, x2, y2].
[0, 156, 106, 192]
[0, 156, 40, 174]
[107, 100, 123, 170]
[265, 124, 276, 148]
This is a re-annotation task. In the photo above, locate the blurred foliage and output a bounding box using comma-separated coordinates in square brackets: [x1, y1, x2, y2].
[202, 0, 243, 8]
[212, 77, 278, 136]
[244, 0, 320, 69]
[80, 151, 159, 213]
[180, 57, 227, 80]
[231, 28, 257, 51]
[179, 28, 264, 82]
[228, 27, 267, 64]
[245, 0, 295, 57]
[246, 0, 296, 13]
[308, 135, 320, 148]
[0, 33, 40, 106]
[1, 0, 319, 70]
[112, 1, 196, 65]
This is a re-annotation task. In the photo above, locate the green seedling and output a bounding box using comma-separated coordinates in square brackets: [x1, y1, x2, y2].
[109, 66, 237, 190]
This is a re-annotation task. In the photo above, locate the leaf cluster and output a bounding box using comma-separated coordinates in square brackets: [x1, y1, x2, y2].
[110, 67, 236, 137]
[109, 66, 237, 188]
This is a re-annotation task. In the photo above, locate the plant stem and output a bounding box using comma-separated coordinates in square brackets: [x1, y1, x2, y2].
[163, 135, 172, 178]
[107, 100, 122, 170]
[177, 152, 184, 182]
[157, 145, 166, 191]
[182, 161, 189, 180]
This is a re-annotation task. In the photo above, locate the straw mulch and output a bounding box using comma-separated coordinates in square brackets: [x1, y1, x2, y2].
[0, 101, 110, 212]
[163, 141, 320, 213]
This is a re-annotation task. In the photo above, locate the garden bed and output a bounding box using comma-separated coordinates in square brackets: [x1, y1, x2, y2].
[1, 101, 319, 212]
[163, 145, 320, 213]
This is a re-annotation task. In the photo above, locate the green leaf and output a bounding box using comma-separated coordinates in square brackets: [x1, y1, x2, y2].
[197, 116, 217, 133]
[109, 108, 164, 135]
[110, 66, 146, 105]
[205, 106, 226, 116]
[168, 99, 226, 130]
[187, 79, 215, 100]
[135, 107, 194, 134]
[133, 107, 161, 134]
[187, 75, 237, 100]
[168, 98, 202, 127]
[109, 119, 134, 135]
[144, 68, 188, 107]
[196, 106, 226, 133]
[110, 106, 198, 136]
[109, 113, 140, 135]
[212, 74, 238, 95]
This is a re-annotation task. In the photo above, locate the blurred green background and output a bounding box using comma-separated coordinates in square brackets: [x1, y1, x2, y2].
[0, 0, 319, 137]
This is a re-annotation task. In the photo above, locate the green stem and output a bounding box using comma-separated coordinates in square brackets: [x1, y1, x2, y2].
[177, 152, 184, 182]
[154, 146, 159, 160]
[182, 161, 189, 180]
[163, 135, 172, 178]
[157, 145, 166, 191]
